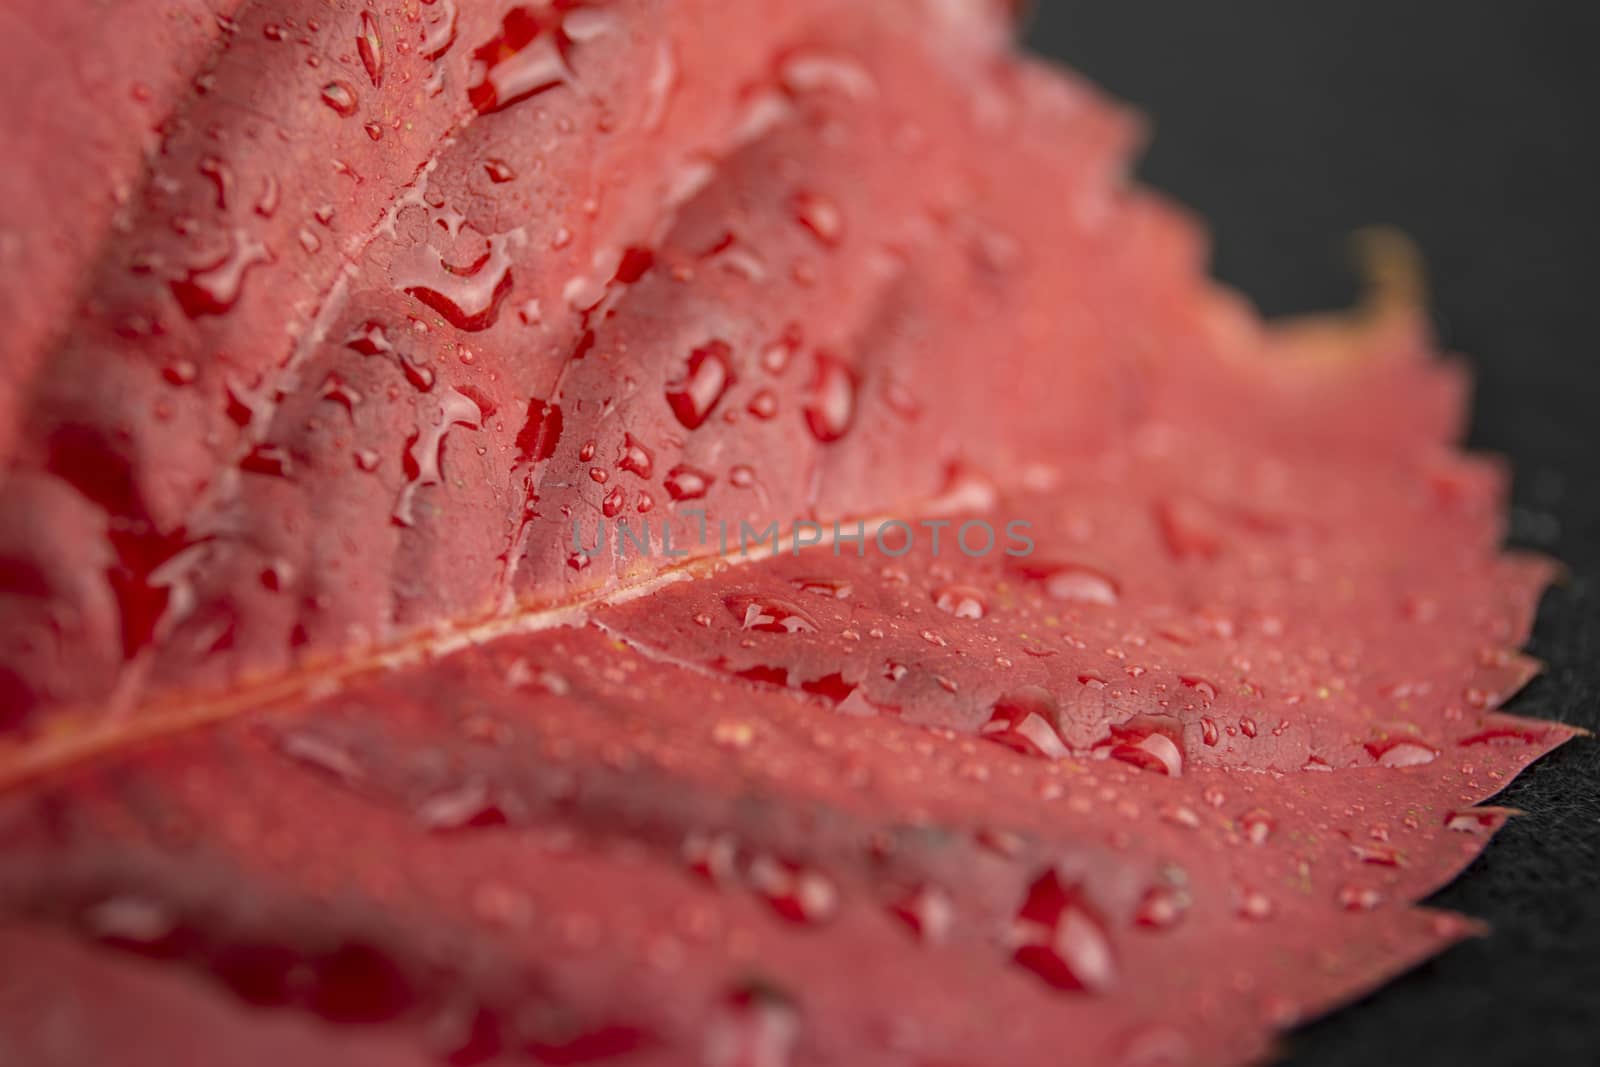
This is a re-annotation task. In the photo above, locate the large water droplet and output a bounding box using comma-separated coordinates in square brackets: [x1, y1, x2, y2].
[1364, 738, 1438, 768]
[980, 687, 1068, 759]
[397, 231, 520, 332]
[357, 11, 384, 87]
[1020, 561, 1121, 606]
[1098, 714, 1185, 776]
[1010, 870, 1116, 993]
[664, 464, 712, 501]
[616, 433, 655, 479]
[421, 0, 459, 60]
[467, 7, 571, 115]
[320, 81, 359, 116]
[724, 594, 819, 634]
[170, 231, 272, 317]
[394, 389, 483, 527]
[791, 577, 852, 600]
[803, 353, 857, 443]
[933, 584, 987, 619]
[514, 398, 562, 466]
[704, 985, 799, 1067]
[665, 340, 735, 429]
[345, 320, 435, 391]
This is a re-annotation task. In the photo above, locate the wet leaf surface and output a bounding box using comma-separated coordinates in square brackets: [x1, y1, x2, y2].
[0, 1, 1576, 1064]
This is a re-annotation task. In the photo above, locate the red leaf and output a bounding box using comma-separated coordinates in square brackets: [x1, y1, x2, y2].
[0, 2, 1573, 1066]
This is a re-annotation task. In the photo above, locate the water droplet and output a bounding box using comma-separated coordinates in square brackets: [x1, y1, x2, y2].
[197, 155, 234, 209]
[514, 399, 563, 467]
[1337, 884, 1384, 911]
[803, 352, 857, 443]
[683, 830, 740, 885]
[1026, 561, 1121, 606]
[345, 320, 435, 391]
[761, 325, 802, 374]
[320, 81, 359, 116]
[253, 174, 280, 218]
[1237, 887, 1273, 920]
[889, 884, 953, 944]
[724, 594, 819, 634]
[421, 0, 458, 59]
[397, 231, 520, 332]
[779, 52, 877, 99]
[1364, 738, 1438, 768]
[1239, 810, 1274, 845]
[1444, 808, 1507, 834]
[790, 190, 844, 246]
[240, 443, 293, 478]
[1458, 723, 1549, 747]
[749, 856, 837, 924]
[748, 389, 779, 419]
[357, 11, 385, 87]
[170, 231, 272, 317]
[1133, 885, 1189, 930]
[933, 584, 987, 619]
[84, 895, 180, 952]
[416, 780, 509, 830]
[664, 464, 712, 501]
[614, 433, 655, 479]
[1349, 842, 1401, 867]
[483, 158, 516, 183]
[705, 985, 799, 1067]
[394, 389, 483, 527]
[602, 487, 626, 518]
[980, 687, 1069, 759]
[1010, 870, 1116, 993]
[163, 360, 198, 386]
[467, 7, 571, 115]
[1099, 715, 1185, 776]
[1155, 496, 1224, 560]
[276, 729, 365, 786]
[791, 577, 851, 600]
[665, 340, 735, 429]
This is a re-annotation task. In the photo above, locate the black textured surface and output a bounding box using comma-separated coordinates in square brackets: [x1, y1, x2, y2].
[1024, 3, 1600, 1064]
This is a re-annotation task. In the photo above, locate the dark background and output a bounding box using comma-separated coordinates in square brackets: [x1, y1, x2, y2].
[1023, 3, 1600, 1064]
